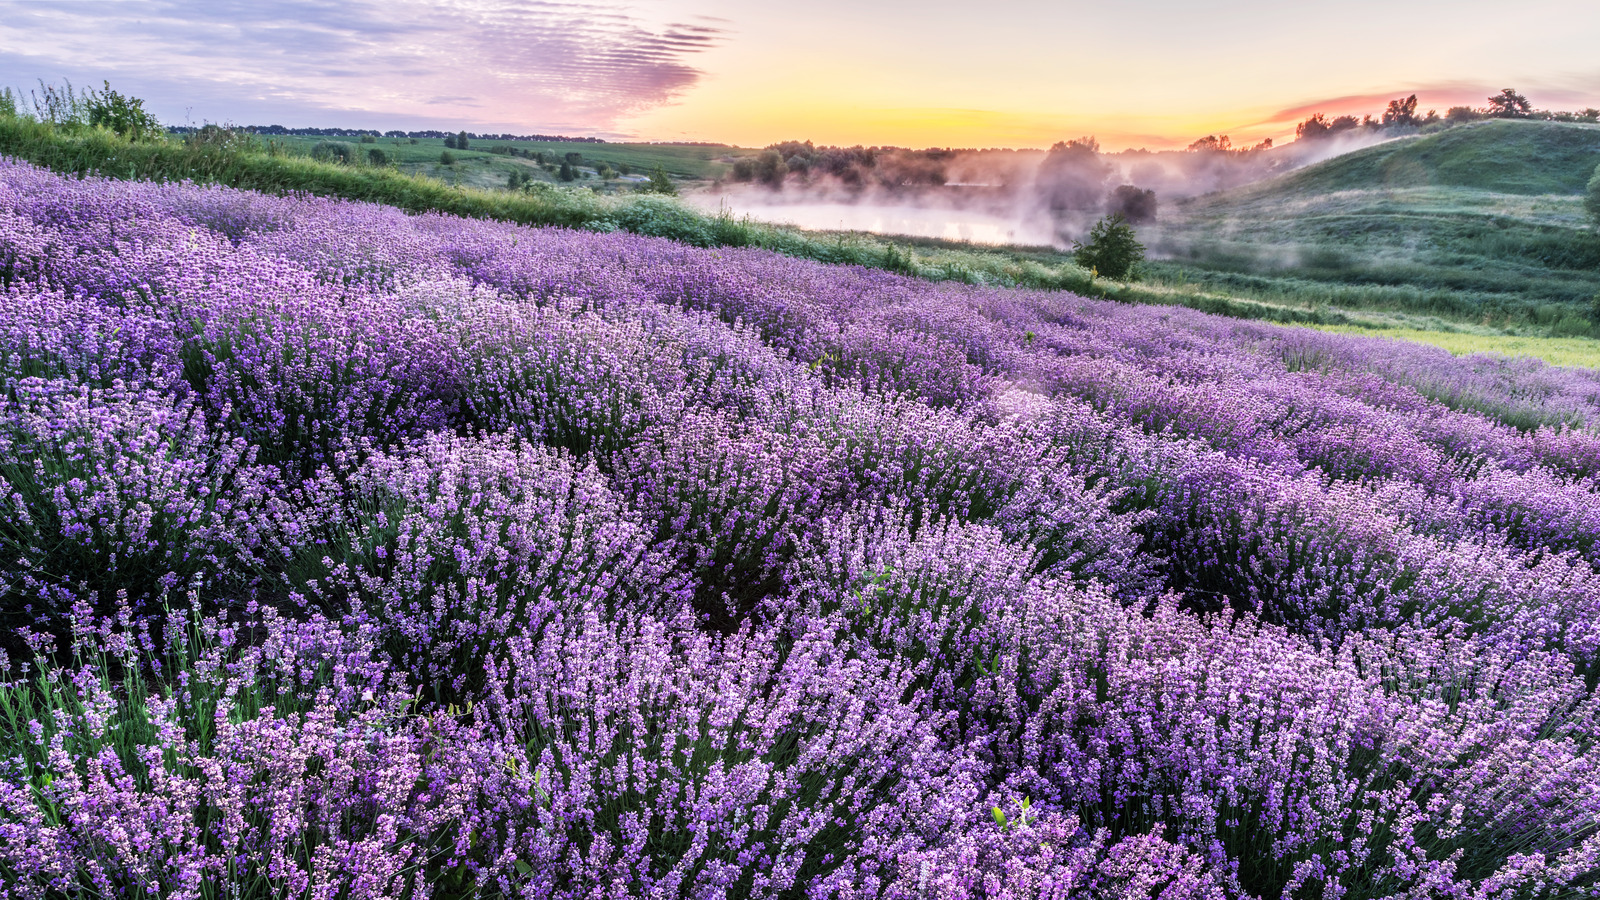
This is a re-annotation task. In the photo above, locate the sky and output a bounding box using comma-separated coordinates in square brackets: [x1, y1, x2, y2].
[1, 0, 1597, 150]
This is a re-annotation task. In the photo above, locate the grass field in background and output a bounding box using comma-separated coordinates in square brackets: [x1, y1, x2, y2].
[1315, 324, 1600, 369]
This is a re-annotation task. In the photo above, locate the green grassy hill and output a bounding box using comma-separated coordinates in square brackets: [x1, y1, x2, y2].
[1270, 119, 1600, 195]
[271, 134, 754, 189]
[1145, 119, 1600, 333]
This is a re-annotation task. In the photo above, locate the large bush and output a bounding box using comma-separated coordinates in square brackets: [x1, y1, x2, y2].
[1072, 212, 1145, 280]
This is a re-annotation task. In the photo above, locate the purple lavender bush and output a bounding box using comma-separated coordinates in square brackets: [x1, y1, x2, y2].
[1, 157, 1598, 897]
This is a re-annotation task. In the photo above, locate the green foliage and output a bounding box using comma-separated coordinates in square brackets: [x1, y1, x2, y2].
[1486, 88, 1533, 118]
[456, 130, 469, 151]
[23, 79, 90, 126]
[311, 140, 356, 164]
[642, 165, 677, 195]
[0, 87, 14, 119]
[439, 149, 456, 166]
[1587, 161, 1600, 229]
[558, 160, 575, 181]
[366, 147, 388, 166]
[1073, 213, 1145, 281]
[359, 134, 377, 143]
[185, 124, 262, 154]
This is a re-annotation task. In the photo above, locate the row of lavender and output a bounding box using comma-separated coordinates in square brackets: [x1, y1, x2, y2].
[0, 157, 1596, 898]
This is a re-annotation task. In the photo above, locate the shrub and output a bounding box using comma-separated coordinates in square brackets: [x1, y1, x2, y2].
[1107, 184, 1157, 223]
[366, 147, 388, 166]
[83, 81, 162, 140]
[359, 134, 377, 143]
[642, 164, 677, 195]
[439, 149, 455, 165]
[1073, 213, 1145, 280]
[310, 140, 355, 164]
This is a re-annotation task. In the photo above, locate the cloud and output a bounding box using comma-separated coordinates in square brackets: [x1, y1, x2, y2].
[0, 0, 726, 133]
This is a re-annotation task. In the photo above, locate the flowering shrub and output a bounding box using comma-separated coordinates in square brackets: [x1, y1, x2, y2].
[1, 157, 1598, 897]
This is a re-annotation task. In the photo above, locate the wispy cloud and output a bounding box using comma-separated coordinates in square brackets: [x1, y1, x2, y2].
[0, 0, 726, 133]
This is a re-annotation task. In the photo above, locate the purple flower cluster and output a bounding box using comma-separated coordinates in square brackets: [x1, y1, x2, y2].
[1, 158, 1598, 897]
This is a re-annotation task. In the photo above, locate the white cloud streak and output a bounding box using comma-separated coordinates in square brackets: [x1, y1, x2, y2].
[0, 0, 725, 133]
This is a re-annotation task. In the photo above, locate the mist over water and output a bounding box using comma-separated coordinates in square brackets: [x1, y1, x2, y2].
[686, 131, 1399, 249]
[687, 190, 1061, 246]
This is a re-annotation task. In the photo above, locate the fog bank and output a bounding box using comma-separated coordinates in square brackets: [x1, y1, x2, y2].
[686, 131, 1398, 248]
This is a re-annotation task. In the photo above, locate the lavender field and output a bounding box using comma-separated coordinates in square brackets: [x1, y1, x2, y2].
[0, 156, 1598, 898]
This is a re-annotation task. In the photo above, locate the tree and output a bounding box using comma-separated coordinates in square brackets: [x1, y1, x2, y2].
[1072, 213, 1145, 281]
[558, 161, 576, 181]
[366, 147, 388, 166]
[754, 150, 788, 187]
[1038, 136, 1111, 212]
[443, 134, 457, 149]
[312, 141, 356, 164]
[1187, 134, 1232, 153]
[1296, 114, 1330, 141]
[457, 130, 470, 150]
[1382, 94, 1420, 127]
[1107, 185, 1157, 223]
[1487, 88, 1533, 118]
[641, 165, 676, 195]
[439, 150, 456, 165]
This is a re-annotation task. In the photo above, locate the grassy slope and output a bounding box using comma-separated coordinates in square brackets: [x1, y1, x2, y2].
[1145, 120, 1600, 332]
[1272, 119, 1600, 195]
[271, 134, 756, 183]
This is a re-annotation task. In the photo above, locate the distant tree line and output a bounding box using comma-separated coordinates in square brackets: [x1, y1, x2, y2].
[169, 125, 607, 143]
[1296, 90, 1600, 142]
[729, 141, 950, 189]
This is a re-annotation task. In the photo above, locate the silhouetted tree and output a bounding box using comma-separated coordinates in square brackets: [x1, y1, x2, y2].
[1073, 213, 1144, 280]
[1382, 94, 1420, 127]
[1487, 89, 1533, 118]
[456, 130, 470, 150]
[1107, 185, 1157, 223]
[558, 161, 576, 181]
[1327, 115, 1362, 135]
[1038, 137, 1111, 212]
[1187, 134, 1233, 153]
[1296, 114, 1330, 141]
